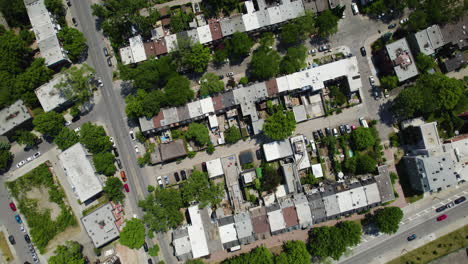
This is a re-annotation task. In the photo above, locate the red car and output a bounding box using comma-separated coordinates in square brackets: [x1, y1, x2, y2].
[123, 184, 130, 193]
[9, 202, 17, 211]
[436, 214, 447, 221]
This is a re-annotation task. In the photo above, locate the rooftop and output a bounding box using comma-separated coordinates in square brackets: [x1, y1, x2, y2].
[187, 205, 210, 259]
[363, 181, 381, 205]
[321, 186, 340, 217]
[58, 143, 103, 203]
[440, 15, 468, 50]
[311, 163, 323, 178]
[419, 121, 441, 149]
[293, 193, 313, 228]
[160, 139, 187, 161]
[282, 206, 299, 228]
[34, 73, 70, 112]
[411, 25, 445, 55]
[250, 206, 270, 236]
[222, 155, 244, 213]
[386, 38, 419, 82]
[173, 228, 192, 259]
[306, 191, 326, 223]
[266, 204, 286, 233]
[375, 165, 396, 203]
[233, 211, 254, 243]
[206, 158, 224, 178]
[263, 140, 293, 162]
[81, 203, 119, 248]
[293, 105, 307, 123]
[0, 100, 32, 136]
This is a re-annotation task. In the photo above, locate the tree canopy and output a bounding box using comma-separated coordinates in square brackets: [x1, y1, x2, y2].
[223, 246, 273, 264]
[184, 43, 211, 73]
[185, 122, 211, 146]
[54, 128, 79, 150]
[103, 177, 125, 202]
[57, 27, 87, 62]
[163, 75, 194, 106]
[263, 110, 296, 141]
[33, 111, 65, 137]
[14, 130, 38, 148]
[79, 122, 113, 154]
[351, 127, 376, 151]
[250, 46, 281, 80]
[48, 241, 84, 264]
[280, 11, 316, 46]
[199, 73, 224, 97]
[0, 142, 12, 171]
[119, 218, 146, 249]
[125, 89, 165, 119]
[93, 152, 117, 176]
[374, 207, 404, 234]
[380, 75, 398, 91]
[415, 53, 437, 73]
[138, 188, 184, 233]
[181, 170, 224, 208]
[308, 221, 362, 260]
[55, 64, 95, 104]
[224, 126, 242, 144]
[261, 163, 281, 193]
[280, 45, 307, 74]
[226, 32, 253, 60]
[316, 10, 339, 38]
[275, 240, 311, 264]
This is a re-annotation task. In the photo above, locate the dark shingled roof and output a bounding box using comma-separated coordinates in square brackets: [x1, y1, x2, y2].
[160, 139, 187, 161]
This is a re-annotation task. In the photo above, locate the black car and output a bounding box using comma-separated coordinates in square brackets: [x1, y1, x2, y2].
[116, 159, 122, 169]
[143, 242, 148, 252]
[107, 57, 113, 67]
[174, 172, 180, 182]
[325, 127, 331, 136]
[181, 170, 187, 181]
[113, 148, 119, 157]
[72, 17, 78, 26]
[388, 23, 397, 29]
[360, 47, 367, 56]
[24, 234, 31, 243]
[339, 125, 346, 135]
[313, 131, 319, 141]
[435, 205, 447, 213]
[103, 47, 109, 57]
[317, 129, 324, 139]
[8, 235, 15, 245]
[255, 149, 263, 160]
[218, 74, 224, 80]
[66, 0, 71, 7]
[454, 196, 466, 204]
[148, 259, 153, 264]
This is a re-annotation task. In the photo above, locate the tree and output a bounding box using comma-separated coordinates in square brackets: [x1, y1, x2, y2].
[0, 142, 12, 171]
[316, 10, 339, 37]
[14, 130, 38, 147]
[225, 126, 242, 144]
[213, 48, 228, 65]
[356, 154, 377, 174]
[351, 127, 376, 150]
[337, 221, 362, 246]
[181, 170, 224, 208]
[184, 43, 211, 73]
[185, 123, 210, 146]
[199, 73, 224, 96]
[223, 246, 273, 264]
[250, 46, 281, 80]
[329, 85, 347, 106]
[391, 86, 424, 120]
[48, 241, 84, 264]
[407, 9, 428, 31]
[138, 188, 184, 233]
[280, 45, 307, 74]
[280, 23, 303, 46]
[206, 143, 215, 154]
[164, 75, 194, 106]
[13, 58, 54, 107]
[44, 0, 66, 24]
[93, 152, 117, 176]
[103, 177, 125, 202]
[57, 27, 87, 62]
[54, 128, 79, 150]
[33, 111, 65, 137]
[261, 163, 281, 193]
[259, 32, 275, 48]
[416, 53, 436, 73]
[380, 75, 398, 91]
[148, 245, 159, 256]
[263, 111, 296, 141]
[119, 218, 146, 249]
[79, 122, 113, 154]
[374, 207, 404, 234]
[125, 89, 166, 119]
[276, 240, 311, 264]
[55, 64, 95, 104]
[226, 32, 253, 60]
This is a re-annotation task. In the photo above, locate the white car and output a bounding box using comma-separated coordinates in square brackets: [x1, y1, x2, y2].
[33, 152, 41, 159]
[64, 121, 72, 126]
[26, 156, 33, 162]
[16, 160, 26, 168]
[74, 127, 81, 133]
[226, 72, 234, 77]
[20, 225, 25, 233]
[369, 76, 375, 85]
[134, 145, 139, 153]
[129, 130, 135, 140]
[109, 137, 116, 147]
[400, 18, 409, 24]
[157, 176, 163, 188]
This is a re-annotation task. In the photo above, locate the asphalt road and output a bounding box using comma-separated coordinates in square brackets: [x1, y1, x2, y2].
[70, 1, 174, 263]
[340, 202, 468, 264]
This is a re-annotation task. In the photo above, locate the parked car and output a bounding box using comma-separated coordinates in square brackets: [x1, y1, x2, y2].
[15, 215, 22, 224]
[24, 234, 31, 243]
[33, 152, 41, 159]
[332, 128, 339, 137]
[255, 149, 263, 160]
[345, 124, 352, 134]
[181, 170, 187, 180]
[8, 235, 15, 245]
[65, 120, 72, 126]
[28, 244, 35, 253]
[164, 175, 169, 185]
[174, 172, 180, 182]
[66, 0, 71, 7]
[407, 234, 417, 241]
[351, 3, 359, 15]
[134, 145, 139, 153]
[113, 148, 119, 157]
[123, 184, 130, 192]
[157, 176, 163, 188]
[339, 125, 346, 135]
[129, 130, 135, 140]
[454, 196, 466, 204]
[72, 17, 78, 26]
[436, 214, 447, 221]
[369, 75, 375, 85]
[20, 225, 25, 232]
[226, 72, 234, 77]
[360, 46, 367, 56]
[115, 159, 122, 169]
[148, 259, 153, 264]
[103, 47, 109, 57]
[317, 129, 324, 139]
[74, 127, 81, 133]
[388, 23, 397, 29]
[109, 137, 115, 147]
[325, 127, 331, 136]
[218, 74, 224, 80]
[313, 131, 320, 141]
[16, 160, 26, 168]
[9, 202, 17, 211]
[446, 201, 455, 208]
[120, 171, 127, 182]
[400, 17, 409, 24]
[435, 205, 446, 213]
[143, 242, 148, 252]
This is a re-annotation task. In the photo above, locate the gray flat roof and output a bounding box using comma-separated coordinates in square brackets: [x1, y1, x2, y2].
[386, 38, 419, 82]
[222, 155, 244, 212]
[233, 211, 254, 242]
[34, 73, 70, 112]
[0, 100, 32, 136]
[58, 143, 103, 202]
[81, 203, 119, 248]
[293, 105, 307, 123]
[375, 165, 395, 203]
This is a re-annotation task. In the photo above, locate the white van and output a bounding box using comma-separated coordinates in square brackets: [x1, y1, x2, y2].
[359, 117, 369, 128]
[352, 3, 359, 15]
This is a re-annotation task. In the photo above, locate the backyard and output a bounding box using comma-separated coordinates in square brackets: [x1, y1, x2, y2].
[6, 163, 77, 253]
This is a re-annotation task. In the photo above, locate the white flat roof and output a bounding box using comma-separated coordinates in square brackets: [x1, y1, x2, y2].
[187, 101, 203, 118]
[263, 140, 293, 161]
[165, 34, 178, 52]
[294, 194, 313, 227]
[206, 158, 224, 178]
[364, 183, 381, 205]
[34, 73, 69, 112]
[59, 143, 103, 202]
[200, 97, 214, 114]
[129, 35, 147, 63]
[187, 205, 209, 258]
[350, 186, 368, 210]
[208, 114, 218, 128]
[218, 223, 238, 245]
[275, 184, 287, 198]
[311, 164, 323, 178]
[290, 135, 311, 170]
[336, 190, 354, 214]
[197, 25, 212, 44]
[263, 193, 276, 206]
[119, 46, 134, 65]
[267, 208, 286, 232]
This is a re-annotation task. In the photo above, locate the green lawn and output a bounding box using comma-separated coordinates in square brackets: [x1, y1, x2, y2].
[0, 231, 14, 262]
[387, 225, 468, 264]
